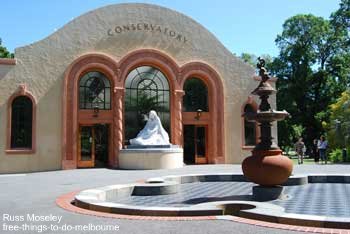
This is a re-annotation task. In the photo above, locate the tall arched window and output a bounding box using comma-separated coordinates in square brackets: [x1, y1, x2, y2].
[243, 104, 257, 146]
[11, 96, 33, 149]
[183, 78, 208, 112]
[79, 71, 111, 109]
[125, 66, 170, 143]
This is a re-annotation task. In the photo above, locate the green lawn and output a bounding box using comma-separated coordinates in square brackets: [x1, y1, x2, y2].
[289, 157, 332, 165]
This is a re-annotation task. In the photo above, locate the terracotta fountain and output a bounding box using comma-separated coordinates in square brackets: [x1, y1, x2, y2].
[242, 58, 293, 200]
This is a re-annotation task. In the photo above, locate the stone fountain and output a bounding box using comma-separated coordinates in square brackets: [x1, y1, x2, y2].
[242, 58, 293, 201]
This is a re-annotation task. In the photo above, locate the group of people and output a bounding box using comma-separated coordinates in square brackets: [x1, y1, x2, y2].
[294, 136, 328, 164]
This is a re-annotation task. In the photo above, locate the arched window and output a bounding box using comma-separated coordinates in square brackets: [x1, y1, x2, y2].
[11, 96, 33, 149]
[243, 104, 257, 146]
[183, 78, 208, 112]
[79, 71, 111, 109]
[125, 66, 170, 143]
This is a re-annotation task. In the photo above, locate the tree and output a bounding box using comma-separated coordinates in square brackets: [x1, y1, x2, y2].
[325, 90, 350, 149]
[328, 0, 350, 97]
[240, 53, 258, 67]
[271, 9, 350, 149]
[330, 0, 349, 44]
[0, 38, 14, 58]
[240, 53, 272, 69]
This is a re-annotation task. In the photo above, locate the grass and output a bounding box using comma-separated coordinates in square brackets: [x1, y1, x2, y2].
[289, 156, 332, 165]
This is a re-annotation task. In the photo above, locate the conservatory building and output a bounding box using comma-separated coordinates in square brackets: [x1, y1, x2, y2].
[0, 3, 276, 173]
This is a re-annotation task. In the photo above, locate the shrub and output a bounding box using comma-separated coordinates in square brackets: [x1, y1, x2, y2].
[329, 148, 343, 163]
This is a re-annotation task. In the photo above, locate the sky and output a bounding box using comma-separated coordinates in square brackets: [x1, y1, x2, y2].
[0, 0, 341, 57]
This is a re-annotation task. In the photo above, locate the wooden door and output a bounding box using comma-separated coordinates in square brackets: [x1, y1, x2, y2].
[194, 125, 207, 164]
[78, 126, 95, 168]
[183, 125, 208, 164]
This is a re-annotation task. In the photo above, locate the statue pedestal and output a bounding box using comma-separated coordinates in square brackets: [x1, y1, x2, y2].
[119, 146, 183, 170]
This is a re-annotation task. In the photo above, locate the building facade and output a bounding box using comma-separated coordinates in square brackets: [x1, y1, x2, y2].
[0, 3, 277, 173]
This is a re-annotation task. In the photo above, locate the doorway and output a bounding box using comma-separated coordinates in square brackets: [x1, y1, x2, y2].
[78, 124, 109, 168]
[183, 125, 207, 164]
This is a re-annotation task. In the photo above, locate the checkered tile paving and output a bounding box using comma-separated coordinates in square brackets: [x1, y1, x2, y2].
[272, 183, 350, 217]
[113, 182, 253, 207]
[112, 182, 350, 217]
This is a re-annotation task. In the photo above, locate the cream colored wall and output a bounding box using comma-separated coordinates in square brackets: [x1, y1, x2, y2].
[0, 70, 63, 173]
[0, 3, 276, 172]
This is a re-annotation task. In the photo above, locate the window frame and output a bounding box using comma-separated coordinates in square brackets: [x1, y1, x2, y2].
[6, 85, 36, 154]
[183, 77, 209, 112]
[242, 98, 259, 150]
[78, 71, 112, 110]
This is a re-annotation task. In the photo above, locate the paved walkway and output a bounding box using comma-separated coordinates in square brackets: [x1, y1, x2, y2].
[0, 164, 349, 234]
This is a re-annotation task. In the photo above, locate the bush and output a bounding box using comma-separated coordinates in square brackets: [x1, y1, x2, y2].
[329, 148, 343, 163]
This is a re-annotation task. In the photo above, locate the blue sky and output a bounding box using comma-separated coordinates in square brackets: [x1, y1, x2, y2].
[0, 0, 341, 57]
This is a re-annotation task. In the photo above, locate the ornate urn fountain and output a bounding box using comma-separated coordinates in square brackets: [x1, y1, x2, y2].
[242, 58, 293, 200]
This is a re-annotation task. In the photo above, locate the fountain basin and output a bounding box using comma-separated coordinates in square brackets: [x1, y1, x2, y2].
[245, 110, 289, 122]
[71, 173, 350, 229]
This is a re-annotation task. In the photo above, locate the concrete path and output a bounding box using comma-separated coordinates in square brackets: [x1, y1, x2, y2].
[0, 164, 349, 234]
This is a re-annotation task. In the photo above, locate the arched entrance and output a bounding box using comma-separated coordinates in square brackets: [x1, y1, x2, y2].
[76, 71, 112, 168]
[118, 49, 180, 146]
[124, 66, 171, 144]
[180, 62, 225, 164]
[62, 50, 225, 169]
[182, 78, 209, 164]
[62, 53, 118, 169]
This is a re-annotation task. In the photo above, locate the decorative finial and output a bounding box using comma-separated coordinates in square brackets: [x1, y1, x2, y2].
[257, 57, 270, 82]
[18, 84, 27, 95]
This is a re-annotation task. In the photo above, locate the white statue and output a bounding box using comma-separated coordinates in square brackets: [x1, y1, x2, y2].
[130, 110, 170, 145]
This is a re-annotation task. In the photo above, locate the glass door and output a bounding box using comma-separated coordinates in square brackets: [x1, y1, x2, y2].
[184, 125, 195, 164]
[94, 124, 109, 168]
[78, 126, 95, 168]
[183, 125, 207, 164]
[195, 126, 207, 164]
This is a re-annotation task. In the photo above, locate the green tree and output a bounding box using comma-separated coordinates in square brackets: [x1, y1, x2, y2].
[240, 53, 272, 69]
[271, 9, 349, 148]
[240, 53, 258, 67]
[330, 0, 349, 43]
[325, 90, 350, 149]
[0, 38, 14, 58]
[328, 0, 350, 97]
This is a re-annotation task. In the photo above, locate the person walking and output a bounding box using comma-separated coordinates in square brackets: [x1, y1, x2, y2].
[312, 139, 319, 163]
[318, 136, 328, 164]
[294, 137, 305, 164]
